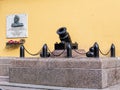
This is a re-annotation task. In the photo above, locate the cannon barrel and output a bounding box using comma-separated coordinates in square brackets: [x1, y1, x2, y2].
[57, 27, 72, 43]
[55, 27, 78, 50]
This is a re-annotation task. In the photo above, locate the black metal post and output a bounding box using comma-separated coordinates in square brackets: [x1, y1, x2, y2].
[94, 42, 99, 57]
[40, 44, 50, 58]
[111, 43, 115, 57]
[66, 43, 72, 58]
[20, 45, 24, 58]
[42, 44, 48, 58]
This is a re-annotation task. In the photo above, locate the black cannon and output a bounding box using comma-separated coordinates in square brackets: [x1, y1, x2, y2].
[54, 27, 78, 50]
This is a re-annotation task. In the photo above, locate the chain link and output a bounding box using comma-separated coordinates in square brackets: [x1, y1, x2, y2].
[48, 48, 65, 57]
[24, 46, 42, 56]
[73, 49, 86, 55]
[23, 45, 65, 57]
[99, 49, 111, 56]
[24, 45, 111, 57]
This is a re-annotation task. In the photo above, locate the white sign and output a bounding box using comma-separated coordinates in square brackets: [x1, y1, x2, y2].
[6, 14, 28, 38]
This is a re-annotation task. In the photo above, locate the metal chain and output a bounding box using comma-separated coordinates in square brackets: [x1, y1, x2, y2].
[99, 49, 111, 56]
[24, 46, 42, 56]
[48, 48, 65, 57]
[73, 49, 86, 55]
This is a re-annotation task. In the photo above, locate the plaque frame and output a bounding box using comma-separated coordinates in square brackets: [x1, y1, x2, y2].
[6, 14, 28, 38]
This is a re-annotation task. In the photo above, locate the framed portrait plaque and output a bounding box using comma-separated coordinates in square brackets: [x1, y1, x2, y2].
[6, 14, 28, 38]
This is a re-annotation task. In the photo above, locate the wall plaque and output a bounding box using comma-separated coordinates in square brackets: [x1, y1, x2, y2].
[6, 14, 28, 38]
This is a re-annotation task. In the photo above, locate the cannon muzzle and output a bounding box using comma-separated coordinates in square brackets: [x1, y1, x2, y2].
[57, 27, 72, 43]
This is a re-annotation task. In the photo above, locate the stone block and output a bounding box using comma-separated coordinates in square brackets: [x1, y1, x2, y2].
[101, 58, 117, 69]
[116, 67, 120, 84]
[9, 57, 120, 89]
[0, 57, 14, 76]
[11, 58, 102, 69]
[9, 67, 37, 84]
[36, 68, 68, 86]
[66, 69, 103, 88]
[0, 64, 11, 76]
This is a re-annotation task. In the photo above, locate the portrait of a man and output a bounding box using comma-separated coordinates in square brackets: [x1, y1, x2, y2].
[11, 15, 24, 27]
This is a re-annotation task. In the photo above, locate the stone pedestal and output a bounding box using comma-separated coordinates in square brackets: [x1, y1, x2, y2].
[9, 57, 120, 89]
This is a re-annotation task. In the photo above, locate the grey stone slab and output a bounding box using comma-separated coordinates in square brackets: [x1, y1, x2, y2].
[46, 58, 102, 69]
[7, 57, 120, 89]
[11, 60, 39, 67]
[9, 67, 37, 84]
[11, 58, 102, 69]
[116, 67, 120, 84]
[10, 67, 117, 89]
[101, 58, 117, 69]
[115, 57, 120, 67]
[101, 69, 108, 88]
[9, 67, 104, 89]
[36, 68, 68, 87]
[101, 67, 120, 87]
[11, 57, 120, 69]
[0, 64, 11, 76]
[66, 68, 103, 89]
[106, 68, 117, 86]
[65, 59, 102, 69]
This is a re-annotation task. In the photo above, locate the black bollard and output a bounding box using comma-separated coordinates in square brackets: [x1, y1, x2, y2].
[20, 45, 25, 58]
[111, 43, 115, 57]
[94, 42, 99, 57]
[40, 44, 50, 58]
[42, 44, 48, 57]
[66, 43, 72, 58]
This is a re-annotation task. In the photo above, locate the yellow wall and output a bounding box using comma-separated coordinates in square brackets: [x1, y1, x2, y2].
[0, 0, 120, 57]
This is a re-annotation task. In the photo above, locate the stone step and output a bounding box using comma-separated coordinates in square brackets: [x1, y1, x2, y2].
[0, 64, 11, 76]
[0, 76, 9, 82]
[0, 81, 120, 90]
[0, 82, 62, 90]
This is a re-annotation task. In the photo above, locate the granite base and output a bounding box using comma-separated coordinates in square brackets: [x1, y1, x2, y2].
[8, 57, 120, 89]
